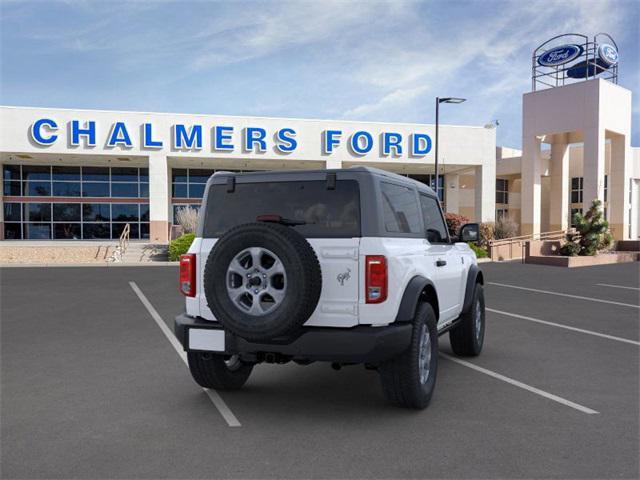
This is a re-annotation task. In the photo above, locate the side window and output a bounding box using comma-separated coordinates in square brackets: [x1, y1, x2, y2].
[419, 194, 449, 243]
[380, 182, 422, 234]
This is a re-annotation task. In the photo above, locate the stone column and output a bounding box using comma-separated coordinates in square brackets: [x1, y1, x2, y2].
[549, 134, 570, 232]
[582, 126, 606, 210]
[445, 173, 459, 214]
[148, 153, 170, 244]
[521, 135, 543, 236]
[474, 163, 495, 223]
[609, 134, 631, 240]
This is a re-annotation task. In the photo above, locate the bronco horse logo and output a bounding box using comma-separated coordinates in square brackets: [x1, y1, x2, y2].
[337, 268, 351, 286]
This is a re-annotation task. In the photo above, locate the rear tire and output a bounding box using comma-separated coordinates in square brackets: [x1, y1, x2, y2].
[187, 352, 253, 390]
[378, 303, 438, 409]
[449, 283, 485, 356]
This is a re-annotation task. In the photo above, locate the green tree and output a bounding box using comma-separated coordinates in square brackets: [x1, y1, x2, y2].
[560, 199, 613, 256]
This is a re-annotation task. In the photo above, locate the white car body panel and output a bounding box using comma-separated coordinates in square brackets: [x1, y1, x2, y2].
[187, 233, 476, 329]
[189, 237, 362, 328]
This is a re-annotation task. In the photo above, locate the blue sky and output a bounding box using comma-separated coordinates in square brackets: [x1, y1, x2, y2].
[1, 0, 638, 148]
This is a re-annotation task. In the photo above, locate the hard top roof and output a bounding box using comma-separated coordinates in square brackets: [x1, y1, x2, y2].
[208, 166, 437, 196]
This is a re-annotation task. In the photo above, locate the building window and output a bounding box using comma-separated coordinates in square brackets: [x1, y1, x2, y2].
[3, 201, 150, 240]
[496, 179, 508, 204]
[171, 168, 215, 199]
[405, 174, 445, 202]
[603, 175, 608, 203]
[496, 208, 509, 220]
[571, 177, 583, 203]
[172, 204, 201, 225]
[2, 165, 148, 199]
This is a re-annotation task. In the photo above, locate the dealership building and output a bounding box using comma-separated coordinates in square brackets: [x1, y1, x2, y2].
[0, 107, 497, 243]
[0, 34, 638, 245]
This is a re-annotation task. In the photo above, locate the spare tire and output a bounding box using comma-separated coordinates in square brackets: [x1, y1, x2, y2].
[204, 222, 322, 341]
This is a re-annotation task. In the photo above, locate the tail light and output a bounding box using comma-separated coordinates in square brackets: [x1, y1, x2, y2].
[365, 255, 387, 303]
[179, 254, 196, 297]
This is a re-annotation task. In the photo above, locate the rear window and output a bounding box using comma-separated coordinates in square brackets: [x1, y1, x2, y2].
[203, 180, 360, 238]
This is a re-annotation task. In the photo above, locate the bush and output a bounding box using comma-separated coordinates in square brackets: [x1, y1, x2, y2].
[444, 212, 470, 237]
[479, 222, 495, 247]
[560, 199, 613, 256]
[467, 242, 488, 258]
[494, 216, 519, 239]
[175, 206, 199, 234]
[169, 233, 195, 261]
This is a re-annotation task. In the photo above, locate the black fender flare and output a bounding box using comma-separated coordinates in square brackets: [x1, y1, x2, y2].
[395, 276, 439, 322]
[461, 264, 484, 314]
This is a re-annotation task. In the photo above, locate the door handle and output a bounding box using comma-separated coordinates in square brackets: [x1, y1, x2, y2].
[436, 260, 447, 267]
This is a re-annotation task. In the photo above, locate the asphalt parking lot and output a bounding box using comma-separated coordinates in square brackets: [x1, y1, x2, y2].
[1, 261, 639, 479]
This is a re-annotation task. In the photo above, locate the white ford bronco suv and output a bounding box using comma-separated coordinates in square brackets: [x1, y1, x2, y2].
[175, 167, 485, 409]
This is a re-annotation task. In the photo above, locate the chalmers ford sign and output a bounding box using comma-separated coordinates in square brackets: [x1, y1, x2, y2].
[29, 118, 434, 157]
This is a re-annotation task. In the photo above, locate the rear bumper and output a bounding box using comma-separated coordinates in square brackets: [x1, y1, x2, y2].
[174, 313, 411, 364]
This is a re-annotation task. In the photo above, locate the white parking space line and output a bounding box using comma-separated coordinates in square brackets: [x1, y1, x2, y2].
[440, 354, 599, 415]
[488, 282, 640, 309]
[596, 283, 640, 291]
[129, 281, 241, 427]
[487, 308, 640, 346]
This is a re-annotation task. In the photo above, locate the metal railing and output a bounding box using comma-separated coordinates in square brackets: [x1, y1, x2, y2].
[106, 223, 131, 263]
[488, 229, 572, 262]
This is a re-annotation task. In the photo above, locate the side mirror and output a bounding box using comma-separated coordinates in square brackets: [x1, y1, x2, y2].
[459, 223, 480, 243]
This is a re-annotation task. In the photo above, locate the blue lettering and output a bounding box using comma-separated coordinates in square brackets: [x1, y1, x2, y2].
[245, 127, 267, 152]
[383, 132, 403, 156]
[174, 124, 203, 149]
[107, 122, 132, 148]
[30, 118, 58, 145]
[71, 120, 96, 146]
[214, 126, 234, 151]
[411, 133, 432, 156]
[275, 128, 297, 153]
[323, 130, 342, 154]
[350, 131, 373, 155]
[143, 123, 163, 148]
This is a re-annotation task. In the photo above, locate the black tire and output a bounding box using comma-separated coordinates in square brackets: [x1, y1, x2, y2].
[204, 222, 322, 342]
[187, 352, 253, 390]
[378, 303, 438, 409]
[449, 283, 485, 356]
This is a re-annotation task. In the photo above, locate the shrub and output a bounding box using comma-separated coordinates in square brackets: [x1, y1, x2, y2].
[444, 212, 470, 237]
[175, 206, 199, 234]
[560, 199, 613, 256]
[479, 222, 495, 247]
[169, 233, 195, 261]
[467, 242, 488, 258]
[494, 216, 519, 239]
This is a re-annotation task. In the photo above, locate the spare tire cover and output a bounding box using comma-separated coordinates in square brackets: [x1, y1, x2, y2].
[204, 222, 322, 341]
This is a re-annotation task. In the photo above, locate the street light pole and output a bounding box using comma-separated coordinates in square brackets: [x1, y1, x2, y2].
[434, 97, 466, 204]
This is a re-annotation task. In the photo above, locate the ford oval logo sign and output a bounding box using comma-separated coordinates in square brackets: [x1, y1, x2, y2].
[598, 44, 618, 66]
[538, 44, 583, 67]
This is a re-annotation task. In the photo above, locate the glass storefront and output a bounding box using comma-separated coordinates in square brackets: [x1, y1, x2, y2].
[3, 164, 149, 239]
[3, 201, 149, 240]
[3, 164, 149, 198]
